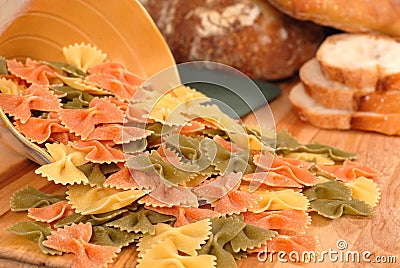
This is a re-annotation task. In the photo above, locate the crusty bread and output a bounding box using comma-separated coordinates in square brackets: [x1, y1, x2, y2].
[289, 83, 400, 135]
[139, 0, 324, 80]
[266, 0, 400, 37]
[316, 33, 400, 88]
[300, 58, 400, 113]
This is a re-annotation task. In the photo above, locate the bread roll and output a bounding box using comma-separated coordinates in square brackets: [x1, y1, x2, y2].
[267, 0, 400, 37]
[139, 0, 324, 80]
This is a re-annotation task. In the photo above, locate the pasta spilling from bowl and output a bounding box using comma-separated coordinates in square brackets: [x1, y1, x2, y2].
[1, 43, 381, 268]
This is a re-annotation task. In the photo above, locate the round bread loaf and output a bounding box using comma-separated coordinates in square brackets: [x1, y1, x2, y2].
[139, 0, 324, 80]
[267, 0, 400, 37]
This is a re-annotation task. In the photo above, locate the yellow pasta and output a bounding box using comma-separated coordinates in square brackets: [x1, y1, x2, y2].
[137, 238, 216, 268]
[169, 85, 208, 102]
[137, 218, 211, 257]
[56, 75, 109, 95]
[345, 177, 381, 207]
[284, 152, 335, 165]
[67, 184, 147, 215]
[62, 43, 107, 72]
[246, 189, 309, 212]
[35, 143, 89, 185]
[0, 77, 25, 95]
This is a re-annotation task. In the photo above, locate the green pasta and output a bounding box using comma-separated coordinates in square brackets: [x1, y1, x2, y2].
[276, 130, 358, 161]
[43, 61, 87, 78]
[10, 185, 66, 211]
[6, 221, 62, 255]
[309, 199, 374, 219]
[304, 181, 374, 219]
[198, 215, 277, 268]
[303, 180, 352, 201]
[91, 225, 141, 247]
[54, 208, 128, 228]
[105, 208, 176, 235]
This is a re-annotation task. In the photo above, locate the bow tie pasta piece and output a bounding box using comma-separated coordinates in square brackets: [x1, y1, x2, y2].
[126, 150, 197, 186]
[275, 130, 358, 161]
[7, 58, 63, 85]
[6, 221, 62, 255]
[62, 43, 107, 72]
[242, 210, 311, 234]
[42, 61, 87, 78]
[247, 189, 309, 212]
[137, 238, 216, 268]
[91, 225, 141, 248]
[316, 160, 381, 181]
[303, 180, 352, 201]
[67, 184, 147, 215]
[0, 77, 25, 94]
[253, 153, 318, 186]
[178, 119, 207, 136]
[309, 199, 375, 219]
[145, 206, 221, 227]
[138, 184, 199, 208]
[59, 98, 124, 139]
[14, 117, 70, 144]
[87, 62, 144, 101]
[35, 143, 90, 185]
[211, 189, 260, 215]
[103, 166, 141, 190]
[242, 172, 303, 188]
[10, 185, 66, 211]
[42, 223, 119, 268]
[50, 85, 95, 108]
[56, 75, 111, 95]
[86, 124, 151, 144]
[345, 177, 381, 207]
[28, 200, 74, 223]
[303, 180, 375, 219]
[283, 152, 335, 165]
[198, 215, 277, 268]
[192, 172, 242, 203]
[70, 140, 125, 164]
[105, 208, 176, 235]
[54, 208, 128, 229]
[137, 218, 211, 257]
[0, 84, 61, 123]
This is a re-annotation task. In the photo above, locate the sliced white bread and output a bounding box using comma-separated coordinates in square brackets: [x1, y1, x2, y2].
[316, 33, 400, 88]
[289, 83, 400, 135]
[300, 58, 400, 113]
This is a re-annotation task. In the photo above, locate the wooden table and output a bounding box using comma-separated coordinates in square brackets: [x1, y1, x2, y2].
[0, 78, 399, 267]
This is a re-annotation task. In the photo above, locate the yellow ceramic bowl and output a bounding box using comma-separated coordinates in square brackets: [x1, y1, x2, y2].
[0, 0, 176, 165]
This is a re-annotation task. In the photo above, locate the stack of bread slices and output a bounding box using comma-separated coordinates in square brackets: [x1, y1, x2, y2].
[289, 33, 400, 135]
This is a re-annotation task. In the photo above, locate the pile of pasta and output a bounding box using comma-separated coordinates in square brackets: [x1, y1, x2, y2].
[0, 44, 381, 268]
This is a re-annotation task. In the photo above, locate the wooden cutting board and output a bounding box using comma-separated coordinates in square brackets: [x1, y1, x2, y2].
[0, 79, 399, 268]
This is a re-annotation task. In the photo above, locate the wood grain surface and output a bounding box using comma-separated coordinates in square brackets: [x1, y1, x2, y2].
[0, 78, 399, 268]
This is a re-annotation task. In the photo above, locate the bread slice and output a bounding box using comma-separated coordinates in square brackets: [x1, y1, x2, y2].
[316, 33, 400, 88]
[300, 58, 400, 113]
[289, 83, 400, 135]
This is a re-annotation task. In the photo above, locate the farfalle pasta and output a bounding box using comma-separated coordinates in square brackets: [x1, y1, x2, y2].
[42, 223, 120, 268]
[3, 44, 382, 268]
[0, 84, 60, 123]
[66, 184, 146, 215]
[7, 58, 62, 85]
